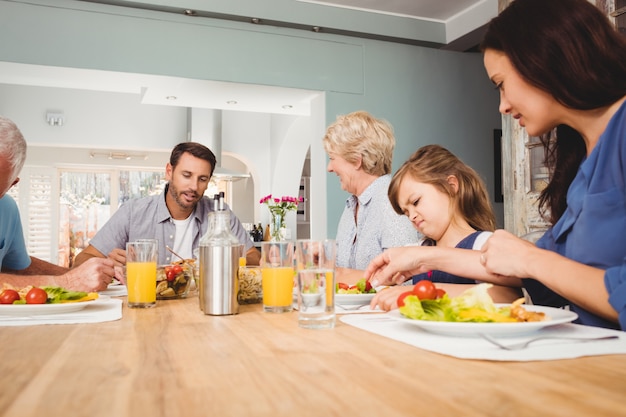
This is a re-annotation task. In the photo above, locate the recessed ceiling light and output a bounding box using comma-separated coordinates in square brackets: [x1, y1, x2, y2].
[282, 105, 293, 109]
[251, 18, 261, 24]
[226, 100, 238, 105]
[166, 96, 177, 100]
[183, 9, 197, 16]
[312, 26, 321, 33]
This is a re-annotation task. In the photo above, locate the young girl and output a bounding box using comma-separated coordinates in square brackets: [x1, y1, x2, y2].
[369, 145, 522, 310]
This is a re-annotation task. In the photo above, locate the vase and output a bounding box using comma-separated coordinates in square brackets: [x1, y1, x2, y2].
[270, 212, 286, 241]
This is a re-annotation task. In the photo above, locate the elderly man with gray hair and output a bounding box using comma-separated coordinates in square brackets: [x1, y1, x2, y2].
[0, 116, 115, 292]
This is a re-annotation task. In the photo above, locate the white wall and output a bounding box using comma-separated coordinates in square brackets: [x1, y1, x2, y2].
[0, 83, 187, 151]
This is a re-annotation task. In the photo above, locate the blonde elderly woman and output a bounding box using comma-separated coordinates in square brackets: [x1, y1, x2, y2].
[323, 111, 420, 285]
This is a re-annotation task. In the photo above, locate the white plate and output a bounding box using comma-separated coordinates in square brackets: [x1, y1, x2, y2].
[0, 297, 101, 316]
[335, 293, 376, 306]
[387, 304, 578, 337]
[100, 283, 128, 297]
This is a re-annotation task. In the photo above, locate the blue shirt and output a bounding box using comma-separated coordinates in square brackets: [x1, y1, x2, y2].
[0, 195, 31, 271]
[335, 174, 420, 270]
[531, 100, 626, 330]
[88, 185, 253, 265]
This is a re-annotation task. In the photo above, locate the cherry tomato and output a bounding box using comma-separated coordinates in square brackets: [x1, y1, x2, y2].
[166, 265, 183, 281]
[412, 280, 437, 300]
[25, 287, 48, 304]
[364, 280, 373, 292]
[436, 288, 447, 299]
[337, 282, 349, 291]
[0, 289, 20, 304]
[397, 291, 413, 307]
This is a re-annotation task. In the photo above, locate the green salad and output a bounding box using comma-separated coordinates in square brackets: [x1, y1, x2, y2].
[399, 283, 520, 323]
[11, 286, 94, 305]
[336, 278, 376, 294]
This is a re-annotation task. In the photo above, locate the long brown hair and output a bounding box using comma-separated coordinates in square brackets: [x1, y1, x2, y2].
[481, 0, 626, 224]
[388, 145, 496, 232]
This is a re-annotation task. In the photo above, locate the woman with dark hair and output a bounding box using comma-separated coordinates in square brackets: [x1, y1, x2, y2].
[366, 0, 626, 330]
[478, 0, 626, 329]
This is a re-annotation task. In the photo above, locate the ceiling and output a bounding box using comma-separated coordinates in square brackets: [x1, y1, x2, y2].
[0, 0, 497, 115]
[299, 0, 494, 48]
[308, 0, 485, 20]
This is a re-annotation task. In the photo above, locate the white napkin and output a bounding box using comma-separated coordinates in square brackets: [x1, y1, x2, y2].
[340, 313, 626, 361]
[0, 296, 122, 327]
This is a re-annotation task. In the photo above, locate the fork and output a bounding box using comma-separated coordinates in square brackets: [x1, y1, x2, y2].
[336, 304, 367, 311]
[479, 333, 619, 350]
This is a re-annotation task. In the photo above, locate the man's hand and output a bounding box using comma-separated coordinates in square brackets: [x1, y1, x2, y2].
[107, 248, 127, 267]
[60, 258, 116, 292]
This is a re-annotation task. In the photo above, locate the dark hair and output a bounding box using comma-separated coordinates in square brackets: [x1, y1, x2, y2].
[481, 0, 626, 224]
[170, 142, 217, 177]
[388, 145, 496, 233]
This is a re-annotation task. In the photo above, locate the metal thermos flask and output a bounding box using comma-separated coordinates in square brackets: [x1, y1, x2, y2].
[199, 208, 242, 315]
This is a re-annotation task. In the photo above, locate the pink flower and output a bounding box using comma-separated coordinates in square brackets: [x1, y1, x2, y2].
[260, 193, 302, 218]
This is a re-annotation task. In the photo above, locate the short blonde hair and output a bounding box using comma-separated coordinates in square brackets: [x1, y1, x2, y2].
[322, 111, 394, 176]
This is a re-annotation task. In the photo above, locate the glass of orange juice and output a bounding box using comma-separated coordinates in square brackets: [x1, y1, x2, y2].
[126, 240, 158, 308]
[260, 241, 295, 313]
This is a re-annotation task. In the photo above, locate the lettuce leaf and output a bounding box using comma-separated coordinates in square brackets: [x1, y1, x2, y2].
[399, 294, 450, 321]
[41, 286, 90, 303]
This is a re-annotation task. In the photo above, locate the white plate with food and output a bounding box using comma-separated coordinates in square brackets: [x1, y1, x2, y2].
[335, 292, 376, 306]
[387, 305, 578, 337]
[0, 297, 103, 316]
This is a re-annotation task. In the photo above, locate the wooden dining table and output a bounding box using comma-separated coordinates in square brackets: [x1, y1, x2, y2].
[1, 295, 625, 417]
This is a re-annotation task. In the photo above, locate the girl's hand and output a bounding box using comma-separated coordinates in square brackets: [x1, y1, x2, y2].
[369, 285, 412, 311]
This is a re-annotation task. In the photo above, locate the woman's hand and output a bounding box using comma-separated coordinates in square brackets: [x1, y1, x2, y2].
[364, 247, 428, 287]
[480, 230, 538, 278]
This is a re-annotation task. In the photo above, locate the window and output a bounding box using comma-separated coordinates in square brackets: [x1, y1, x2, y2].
[9, 168, 56, 262]
[58, 169, 166, 267]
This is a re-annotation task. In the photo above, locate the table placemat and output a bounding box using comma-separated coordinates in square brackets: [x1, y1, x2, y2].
[341, 313, 626, 361]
